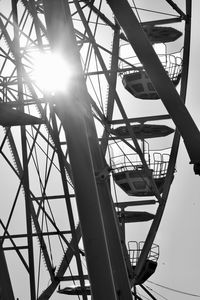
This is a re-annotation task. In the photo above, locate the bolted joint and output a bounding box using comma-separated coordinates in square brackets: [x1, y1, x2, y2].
[95, 167, 110, 182]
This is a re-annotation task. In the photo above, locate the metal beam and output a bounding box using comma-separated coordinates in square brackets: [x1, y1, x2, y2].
[42, 1, 132, 299]
[59, 275, 89, 281]
[115, 200, 157, 208]
[31, 194, 75, 201]
[82, 0, 117, 30]
[101, 22, 120, 155]
[110, 114, 171, 125]
[38, 225, 82, 300]
[56, 95, 118, 300]
[106, 0, 200, 165]
[140, 284, 157, 300]
[12, 1, 36, 298]
[0, 220, 29, 271]
[0, 230, 71, 240]
[141, 17, 182, 26]
[165, 0, 187, 19]
[50, 106, 87, 299]
[0, 241, 15, 300]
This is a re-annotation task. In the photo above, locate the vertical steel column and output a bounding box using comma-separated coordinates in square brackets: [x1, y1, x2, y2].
[12, 1, 36, 299]
[101, 23, 120, 155]
[42, 1, 120, 299]
[72, 1, 133, 296]
[84, 96, 133, 298]
[50, 106, 88, 299]
[56, 97, 117, 300]
[0, 241, 15, 300]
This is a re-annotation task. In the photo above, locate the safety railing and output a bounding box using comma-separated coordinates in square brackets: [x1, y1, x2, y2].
[111, 151, 170, 179]
[128, 241, 159, 267]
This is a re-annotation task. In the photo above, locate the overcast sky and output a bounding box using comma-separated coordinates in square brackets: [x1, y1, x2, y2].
[1, 1, 199, 299]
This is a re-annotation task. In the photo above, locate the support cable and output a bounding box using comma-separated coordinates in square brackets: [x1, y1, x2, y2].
[147, 281, 200, 298]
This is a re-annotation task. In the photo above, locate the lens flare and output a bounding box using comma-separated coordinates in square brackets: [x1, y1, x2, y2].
[32, 52, 71, 94]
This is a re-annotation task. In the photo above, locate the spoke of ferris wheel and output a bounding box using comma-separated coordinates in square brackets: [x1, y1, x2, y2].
[140, 284, 157, 300]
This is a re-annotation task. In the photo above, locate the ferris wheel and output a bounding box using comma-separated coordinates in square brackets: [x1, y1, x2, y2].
[0, 0, 197, 299]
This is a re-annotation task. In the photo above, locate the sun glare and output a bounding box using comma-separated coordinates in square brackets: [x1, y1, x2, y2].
[32, 52, 71, 94]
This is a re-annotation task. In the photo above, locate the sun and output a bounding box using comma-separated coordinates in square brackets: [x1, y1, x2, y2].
[32, 51, 71, 94]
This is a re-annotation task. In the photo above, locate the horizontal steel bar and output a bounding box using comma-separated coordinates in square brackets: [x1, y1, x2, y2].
[58, 275, 89, 281]
[110, 114, 171, 125]
[3, 246, 28, 251]
[31, 194, 75, 201]
[115, 200, 157, 208]
[0, 230, 71, 240]
[141, 17, 182, 26]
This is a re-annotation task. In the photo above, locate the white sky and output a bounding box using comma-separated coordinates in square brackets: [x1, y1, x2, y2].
[1, 1, 200, 300]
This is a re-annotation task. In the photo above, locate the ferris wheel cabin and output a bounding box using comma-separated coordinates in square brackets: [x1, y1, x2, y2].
[111, 123, 174, 196]
[142, 25, 182, 44]
[122, 60, 182, 100]
[122, 25, 182, 99]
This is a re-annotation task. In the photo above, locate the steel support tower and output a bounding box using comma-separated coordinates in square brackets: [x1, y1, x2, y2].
[0, 1, 197, 299]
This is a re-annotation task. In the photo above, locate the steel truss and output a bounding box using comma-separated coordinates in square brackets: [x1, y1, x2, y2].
[0, 1, 195, 299]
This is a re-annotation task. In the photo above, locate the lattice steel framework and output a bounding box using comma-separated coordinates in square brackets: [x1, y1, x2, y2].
[0, 1, 196, 299]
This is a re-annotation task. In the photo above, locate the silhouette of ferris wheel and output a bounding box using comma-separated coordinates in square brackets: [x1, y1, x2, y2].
[0, 1, 197, 299]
